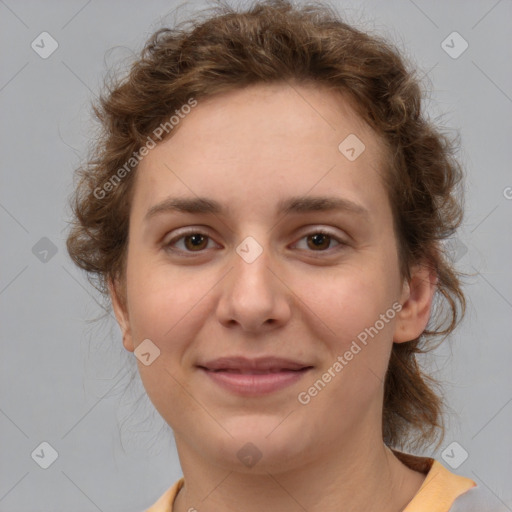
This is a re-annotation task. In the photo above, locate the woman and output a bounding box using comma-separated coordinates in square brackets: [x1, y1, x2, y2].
[65, 1, 496, 510]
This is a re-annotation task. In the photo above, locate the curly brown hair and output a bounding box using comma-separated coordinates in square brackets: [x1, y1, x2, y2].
[65, 0, 466, 452]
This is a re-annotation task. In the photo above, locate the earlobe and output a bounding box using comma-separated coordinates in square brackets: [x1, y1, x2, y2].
[393, 263, 437, 344]
[107, 277, 135, 353]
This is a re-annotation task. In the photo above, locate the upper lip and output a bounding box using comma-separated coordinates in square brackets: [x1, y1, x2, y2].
[198, 356, 313, 372]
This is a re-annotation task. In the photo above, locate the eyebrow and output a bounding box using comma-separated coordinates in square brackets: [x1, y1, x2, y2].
[144, 195, 370, 222]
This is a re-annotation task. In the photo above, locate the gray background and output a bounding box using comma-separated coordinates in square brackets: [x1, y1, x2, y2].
[1, 0, 511, 510]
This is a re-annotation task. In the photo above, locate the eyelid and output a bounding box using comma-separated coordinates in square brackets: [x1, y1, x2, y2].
[163, 226, 349, 254]
[163, 227, 219, 253]
[291, 226, 348, 252]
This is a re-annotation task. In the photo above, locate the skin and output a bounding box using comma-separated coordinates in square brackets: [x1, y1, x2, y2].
[109, 82, 437, 512]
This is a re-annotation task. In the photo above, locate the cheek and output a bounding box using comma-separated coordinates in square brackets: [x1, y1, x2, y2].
[125, 252, 206, 344]
[300, 263, 397, 340]
[296, 273, 398, 432]
[124, 262, 210, 423]
[295, 259, 400, 402]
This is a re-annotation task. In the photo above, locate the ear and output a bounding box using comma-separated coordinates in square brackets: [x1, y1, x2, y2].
[108, 277, 135, 352]
[393, 263, 437, 343]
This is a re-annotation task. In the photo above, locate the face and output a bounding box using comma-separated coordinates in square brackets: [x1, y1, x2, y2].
[110, 82, 434, 473]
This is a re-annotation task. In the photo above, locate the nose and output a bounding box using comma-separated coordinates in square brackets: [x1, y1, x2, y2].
[215, 239, 292, 333]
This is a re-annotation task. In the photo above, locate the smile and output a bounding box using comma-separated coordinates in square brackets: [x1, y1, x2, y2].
[198, 366, 313, 396]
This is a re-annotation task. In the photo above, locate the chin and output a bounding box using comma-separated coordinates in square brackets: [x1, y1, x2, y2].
[209, 418, 314, 473]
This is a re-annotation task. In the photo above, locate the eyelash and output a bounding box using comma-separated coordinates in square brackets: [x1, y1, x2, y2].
[163, 228, 348, 256]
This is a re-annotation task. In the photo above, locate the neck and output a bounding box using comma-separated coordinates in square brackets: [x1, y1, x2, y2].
[172, 436, 426, 512]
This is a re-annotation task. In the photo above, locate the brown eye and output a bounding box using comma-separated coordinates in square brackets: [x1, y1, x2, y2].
[306, 233, 333, 251]
[294, 230, 345, 252]
[183, 233, 209, 251]
[165, 228, 346, 256]
[165, 231, 216, 253]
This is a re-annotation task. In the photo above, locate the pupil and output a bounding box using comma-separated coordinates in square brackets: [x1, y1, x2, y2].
[183, 233, 332, 251]
[187, 234, 205, 250]
[310, 233, 329, 250]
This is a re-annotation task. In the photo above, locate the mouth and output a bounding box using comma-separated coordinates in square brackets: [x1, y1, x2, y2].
[203, 368, 308, 374]
[197, 357, 314, 396]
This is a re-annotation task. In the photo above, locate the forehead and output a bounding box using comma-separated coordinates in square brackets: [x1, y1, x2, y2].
[132, 82, 390, 221]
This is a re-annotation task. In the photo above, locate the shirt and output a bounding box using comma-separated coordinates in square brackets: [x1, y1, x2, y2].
[144, 449, 500, 511]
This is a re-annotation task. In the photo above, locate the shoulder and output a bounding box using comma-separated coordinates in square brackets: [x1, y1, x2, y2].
[392, 449, 506, 512]
[391, 449, 474, 512]
[144, 477, 184, 512]
[402, 458, 476, 511]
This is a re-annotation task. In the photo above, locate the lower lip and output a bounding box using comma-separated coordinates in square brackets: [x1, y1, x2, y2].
[199, 368, 312, 396]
